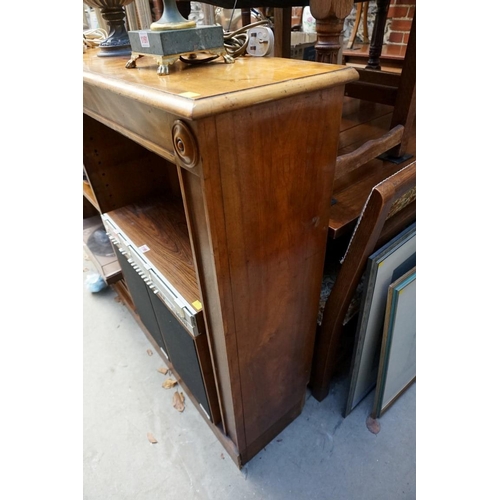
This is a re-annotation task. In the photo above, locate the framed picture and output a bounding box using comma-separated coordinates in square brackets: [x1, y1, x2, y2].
[371, 267, 416, 419]
[344, 222, 416, 417]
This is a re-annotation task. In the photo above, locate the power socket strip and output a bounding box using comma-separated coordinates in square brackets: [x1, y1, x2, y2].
[246, 27, 274, 57]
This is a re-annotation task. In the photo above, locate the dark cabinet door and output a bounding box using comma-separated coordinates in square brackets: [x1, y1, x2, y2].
[115, 250, 169, 356]
[115, 247, 213, 421]
[147, 288, 213, 421]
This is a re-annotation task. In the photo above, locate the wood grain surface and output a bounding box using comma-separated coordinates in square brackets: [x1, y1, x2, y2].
[84, 49, 358, 119]
[83, 49, 357, 466]
[106, 196, 201, 306]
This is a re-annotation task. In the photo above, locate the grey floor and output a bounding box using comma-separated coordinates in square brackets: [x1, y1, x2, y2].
[83, 252, 416, 500]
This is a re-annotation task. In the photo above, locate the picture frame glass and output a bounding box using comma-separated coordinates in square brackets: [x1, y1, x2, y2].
[372, 267, 416, 418]
[344, 222, 416, 416]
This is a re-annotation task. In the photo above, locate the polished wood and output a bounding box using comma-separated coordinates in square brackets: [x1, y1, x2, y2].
[83, 194, 99, 219]
[335, 125, 404, 179]
[307, 99, 416, 401]
[310, 0, 391, 69]
[362, 1, 368, 43]
[83, 53, 357, 119]
[310, 161, 416, 401]
[345, 6, 416, 161]
[347, 2, 362, 49]
[83, 114, 181, 212]
[83, 50, 357, 466]
[330, 104, 416, 240]
[344, 69, 401, 105]
[328, 146, 414, 239]
[345, 74, 399, 106]
[83, 180, 99, 211]
[388, 15, 416, 158]
[366, 0, 390, 69]
[310, 1, 416, 161]
[241, 8, 252, 27]
[105, 196, 201, 306]
[343, 44, 406, 73]
[310, 0, 353, 63]
[338, 97, 392, 140]
[338, 113, 393, 160]
[347, 1, 368, 49]
[205, 86, 345, 459]
[274, 7, 292, 58]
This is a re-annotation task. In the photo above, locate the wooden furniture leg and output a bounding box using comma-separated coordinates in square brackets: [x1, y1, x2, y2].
[366, 0, 390, 70]
[347, 1, 369, 49]
[362, 1, 368, 43]
[310, 0, 354, 64]
[347, 3, 362, 49]
[382, 14, 416, 160]
[274, 7, 292, 58]
[241, 8, 252, 27]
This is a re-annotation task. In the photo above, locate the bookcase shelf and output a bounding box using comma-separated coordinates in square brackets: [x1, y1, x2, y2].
[104, 196, 200, 307]
[83, 49, 357, 467]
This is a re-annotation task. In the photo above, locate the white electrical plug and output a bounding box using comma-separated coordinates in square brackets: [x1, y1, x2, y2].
[246, 27, 274, 57]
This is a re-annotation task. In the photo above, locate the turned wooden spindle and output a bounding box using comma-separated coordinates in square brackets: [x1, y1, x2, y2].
[366, 0, 390, 70]
[310, 0, 353, 64]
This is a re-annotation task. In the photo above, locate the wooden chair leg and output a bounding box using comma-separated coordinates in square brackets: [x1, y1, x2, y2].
[241, 8, 251, 27]
[274, 7, 292, 58]
[366, 0, 390, 70]
[387, 14, 416, 159]
[362, 1, 369, 43]
[347, 3, 362, 49]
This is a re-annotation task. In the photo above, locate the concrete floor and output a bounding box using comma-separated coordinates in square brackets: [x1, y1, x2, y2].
[83, 253, 416, 500]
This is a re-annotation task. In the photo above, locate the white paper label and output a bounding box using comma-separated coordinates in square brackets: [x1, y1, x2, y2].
[139, 31, 150, 48]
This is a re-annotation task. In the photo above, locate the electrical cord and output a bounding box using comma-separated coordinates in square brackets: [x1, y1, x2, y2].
[83, 28, 108, 52]
[180, 19, 272, 65]
[83, 11, 270, 63]
[224, 19, 271, 58]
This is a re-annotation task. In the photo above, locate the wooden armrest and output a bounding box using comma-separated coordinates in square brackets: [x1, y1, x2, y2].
[335, 125, 404, 180]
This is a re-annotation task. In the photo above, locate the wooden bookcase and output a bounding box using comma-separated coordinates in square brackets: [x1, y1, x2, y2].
[83, 50, 357, 467]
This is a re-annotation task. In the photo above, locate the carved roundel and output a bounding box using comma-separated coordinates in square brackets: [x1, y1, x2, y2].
[172, 120, 199, 169]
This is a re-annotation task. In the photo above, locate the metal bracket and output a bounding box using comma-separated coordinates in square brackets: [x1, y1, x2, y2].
[377, 153, 413, 165]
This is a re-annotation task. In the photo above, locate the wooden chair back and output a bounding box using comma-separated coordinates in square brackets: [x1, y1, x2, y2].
[342, 13, 416, 161]
[309, 160, 416, 402]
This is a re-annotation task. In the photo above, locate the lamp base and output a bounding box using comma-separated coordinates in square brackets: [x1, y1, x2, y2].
[96, 5, 131, 57]
[98, 44, 132, 58]
[126, 25, 232, 74]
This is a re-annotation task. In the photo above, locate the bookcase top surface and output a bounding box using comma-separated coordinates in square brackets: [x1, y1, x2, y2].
[83, 49, 358, 119]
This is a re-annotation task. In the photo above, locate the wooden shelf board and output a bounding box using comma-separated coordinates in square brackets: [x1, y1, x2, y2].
[105, 196, 201, 306]
[83, 181, 100, 211]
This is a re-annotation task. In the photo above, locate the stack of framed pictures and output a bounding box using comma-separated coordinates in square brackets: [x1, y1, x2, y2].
[372, 267, 416, 418]
[344, 222, 416, 417]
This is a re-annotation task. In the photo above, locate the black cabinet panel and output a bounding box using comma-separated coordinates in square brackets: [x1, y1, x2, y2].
[114, 247, 212, 421]
[147, 288, 212, 421]
[115, 250, 168, 355]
